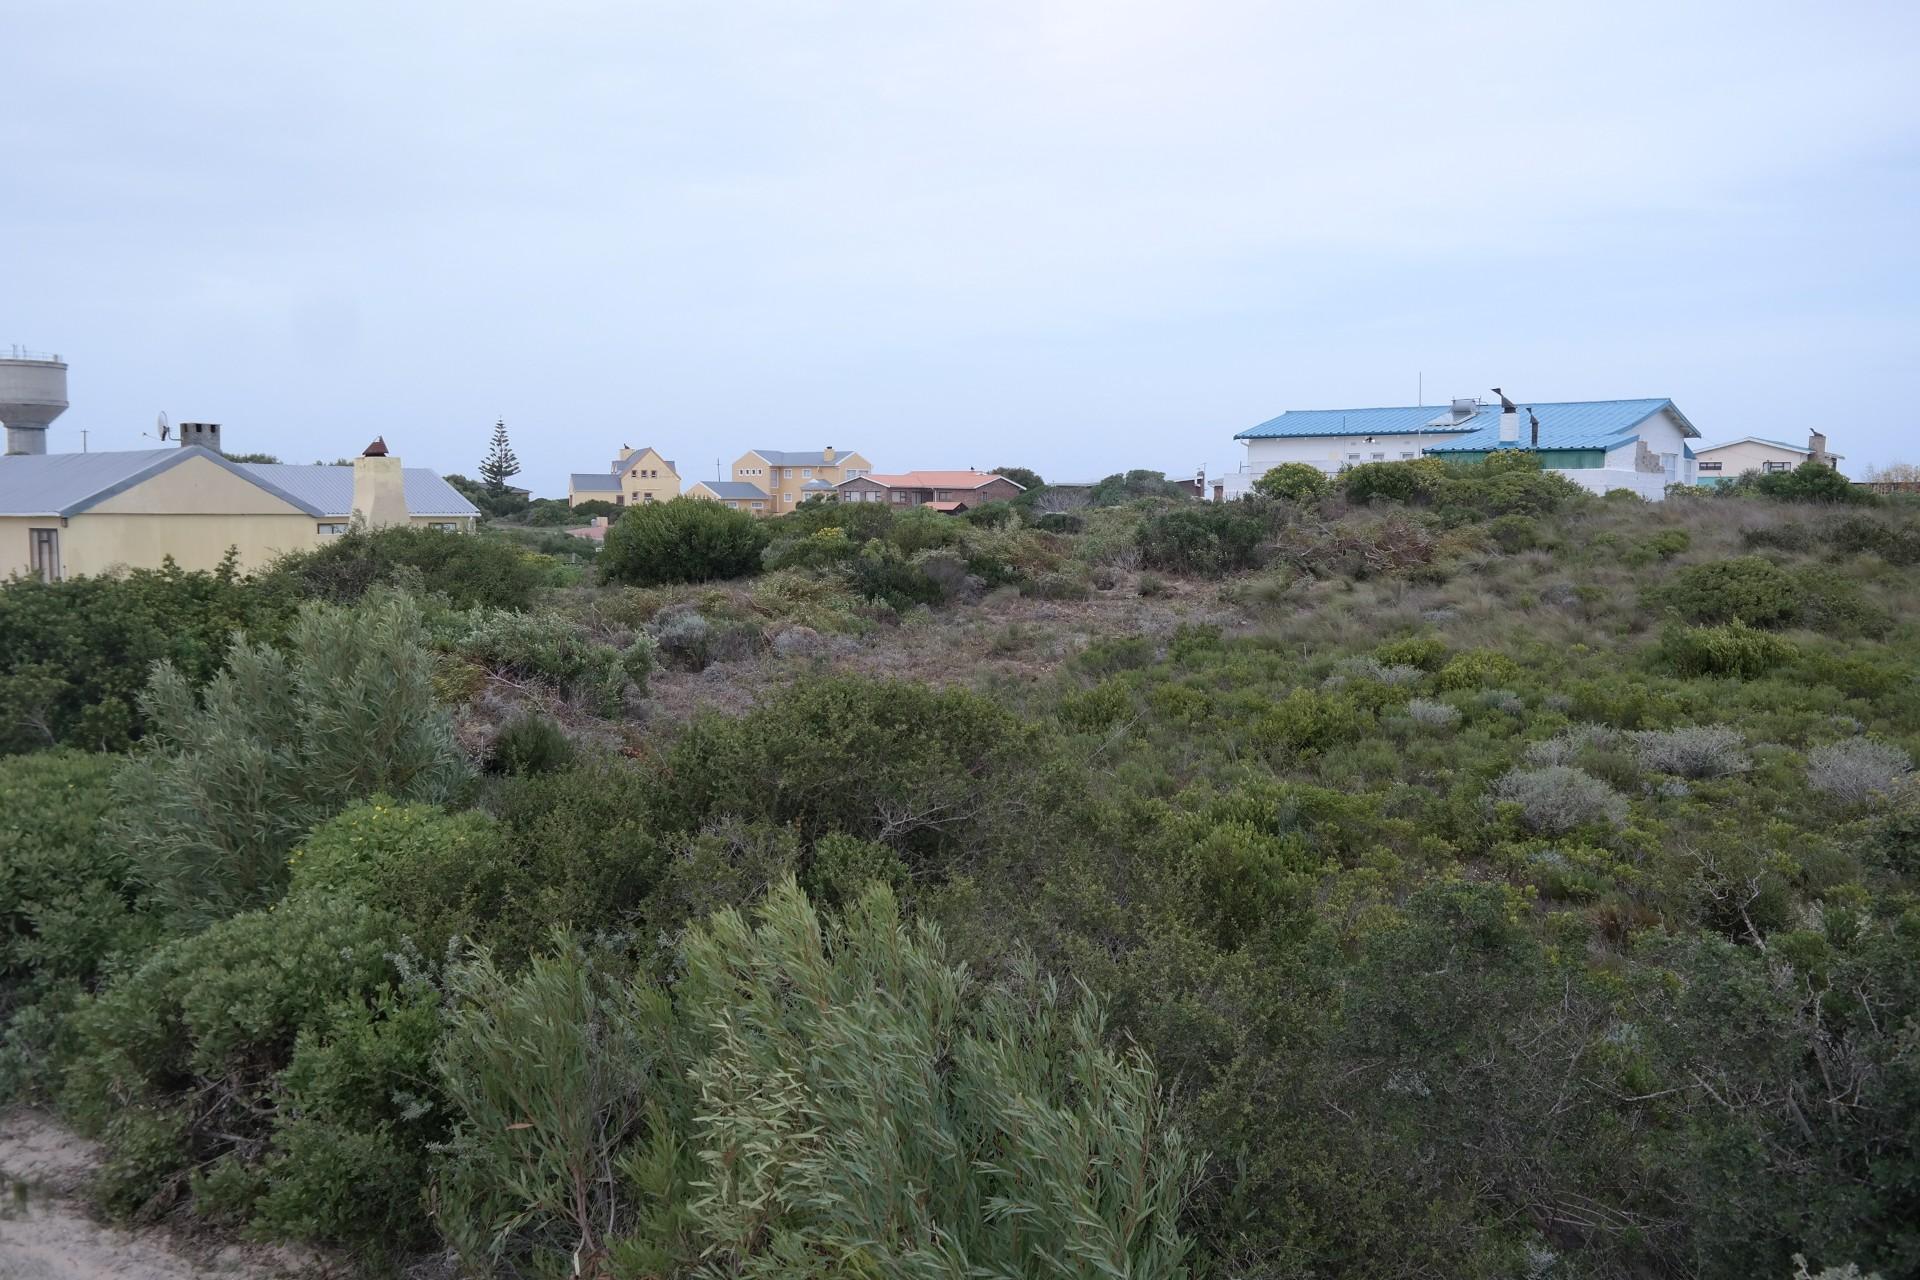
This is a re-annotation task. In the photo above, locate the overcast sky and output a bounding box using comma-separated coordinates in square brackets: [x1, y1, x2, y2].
[6, 0, 1917, 490]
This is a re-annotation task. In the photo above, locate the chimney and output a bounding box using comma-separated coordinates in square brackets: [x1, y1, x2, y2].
[1808, 431, 1829, 466]
[1529, 409, 1539, 449]
[179, 422, 221, 452]
[1498, 405, 1519, 444]
[351, 438, 409, 529]
[823, 445, 836, 463]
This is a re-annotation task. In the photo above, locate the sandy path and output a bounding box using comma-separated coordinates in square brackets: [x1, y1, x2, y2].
[0, 1108, 326, 1280]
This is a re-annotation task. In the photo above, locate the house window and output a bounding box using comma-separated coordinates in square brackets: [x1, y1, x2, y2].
[1370, 452, 1386, 460]
[784, 493, 793, 503]
[893, 492, 908, 503]
[1346, 452, 1362, 461]
[642, 493, 656, 503]
[1698, 461, 1722, 472]
[802, 468, 813, 478]
[1763, 461, 1791, 473]
[28, 528, 59, 583]
[615, 495, 626, 506]
[751, 500, 764, 510]
[1400, 452, 1417, 459]
[428, 521, 458, 532]
[317, 522, 349, 536]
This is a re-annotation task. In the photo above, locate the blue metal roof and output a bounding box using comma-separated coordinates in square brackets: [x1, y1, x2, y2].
[1236, 398, 1695, 450]
[1235, 404, 1482, 440]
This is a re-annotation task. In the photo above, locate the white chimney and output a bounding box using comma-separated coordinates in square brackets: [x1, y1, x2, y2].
[1499, 406, 1519, 444]
[351, 439, 409, 529]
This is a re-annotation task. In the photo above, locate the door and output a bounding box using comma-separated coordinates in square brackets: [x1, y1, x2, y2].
[29, 527, 60, 583]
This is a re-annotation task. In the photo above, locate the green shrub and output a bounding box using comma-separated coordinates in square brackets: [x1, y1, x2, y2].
[1137, 504, 1266, 576]
[1650, 556, 1803, 628]
[1253, 463, 1330, 502]
[63, 892, 433, 1245]
[887, 505, 965, 555]
[1034, 511, 1084, 534]
[0, 555, 285, 754]
[1435, 649, 1522, 690]
[600, 498, 769, 586]
[112, 594, 470, 929]
[457, 608, 631, 714]
[1487, 513, 1541, 552]
[848, 541, 944, 611]
[1341, 458, 1446, 504]
[1748, 461, 1874, 505]
[264, 526, 548, 610]
[1088, 469, 1193, 506]
[1658, 621, 1800, 678]
[761, 526, 860, 573]
[1374, 634, 1449, 671]
[680, 882, 1195, 1278]
[487, 713, 575, 776]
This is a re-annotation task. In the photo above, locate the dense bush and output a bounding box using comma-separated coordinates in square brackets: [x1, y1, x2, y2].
[486, 712, 576, 775]
[1658, 621, 1800, 678]
[1806, 738, 1911, 808]
[1252, 463, 1330, 502]
[1736, 460, 1874, 504]
[1650, 555, 1805, 627]
[1631, 724, 1750, 778]
[457, 608, 635, 713]
[1087, 469, 1193, 506]
[1136, 504, 1266, 576]
[112, 594, 469, 928]
[600, 498, 769, 585]
[1493, 765, 1630, 833]
[264, 526, 547, 610]
[0, 555, 285, 754]
[1341, 458, 1446, 504]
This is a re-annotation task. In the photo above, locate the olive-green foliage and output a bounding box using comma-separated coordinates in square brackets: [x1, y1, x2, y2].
[62, 891, 433, 1247]
[887, 505, 964, 554]
[1252, 463, 1330, 502]
[1659, 621, 1801, 678]
[1725, 460, 1874, 505]
[1137, 503, 1267, 576]
[1650, 555, 1805, 627]
[681, 881, 1195, 1280]
[762, 525, 859, 572]
[457, 607, 633, 713]
[1487, 512, 1541, 552]
[1340, 457, 1447, 504]
[1088, 469, 1193, 506]
[112, 594, 470, 929]
[434, 940, 695, 1277]
[600, 497, 770, 585]
[0, 554, 285, 754]
[263, 525, 548, 610]
[661, 677, 1048, 868]
[486, 712, 576, 775]
[0, 751, 155, 1098]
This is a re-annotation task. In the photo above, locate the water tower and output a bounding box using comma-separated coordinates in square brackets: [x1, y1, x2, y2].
[0, 347, 69, 455]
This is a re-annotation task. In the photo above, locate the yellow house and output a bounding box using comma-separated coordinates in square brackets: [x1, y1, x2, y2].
[0, 444, 478, 582]
[727, 447, 872, 516]
[1694, 434, 1843, 487]
[684, 480, 772, 513]
[570, 445, 681, 508]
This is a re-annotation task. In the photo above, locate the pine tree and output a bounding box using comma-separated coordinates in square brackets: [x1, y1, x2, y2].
[478, 418, 521, 496]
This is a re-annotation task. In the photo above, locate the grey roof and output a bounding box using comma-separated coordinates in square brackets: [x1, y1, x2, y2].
[694, 481, 770, 500]
[0, 447, 326, 517]
[801, 479, 836, 491]
[0, 447, 479, 519]
[569, 472, 622, 492]
[745, 448, 861, 467]
[237, 463, 480, 518]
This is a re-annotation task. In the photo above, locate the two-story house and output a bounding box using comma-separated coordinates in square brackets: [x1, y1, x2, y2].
[708, 447, 873, 516]
[568, 445, 681, 508]
[833, 470, 1025, 512]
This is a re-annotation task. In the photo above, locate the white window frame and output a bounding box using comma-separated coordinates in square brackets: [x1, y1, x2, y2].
[317, 522, 349, 536]
[750, 500, 765, 510]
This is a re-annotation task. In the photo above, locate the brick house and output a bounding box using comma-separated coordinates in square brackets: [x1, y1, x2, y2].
[833, 470, 1025, 512]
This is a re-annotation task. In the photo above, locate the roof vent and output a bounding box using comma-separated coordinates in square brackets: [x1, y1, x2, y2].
[1426, 397, 1480, 429]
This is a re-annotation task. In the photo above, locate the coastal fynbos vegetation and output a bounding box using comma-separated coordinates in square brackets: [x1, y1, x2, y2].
[2, 456, 1917, 1278]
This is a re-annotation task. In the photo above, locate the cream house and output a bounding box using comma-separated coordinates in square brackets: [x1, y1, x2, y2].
[0, 442, 477, 582]
[684, 480, 771, 513]
[1693, 434, 1842, 486]
[726, 447, 872, 515]
[569, 445, 681, 508]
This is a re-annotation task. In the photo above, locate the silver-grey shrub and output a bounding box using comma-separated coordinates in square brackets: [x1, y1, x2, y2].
[1494, 765, 1630, 834]
[1523, 724, 1620, 768]
[1806, 737, 1913, 807]
[113, 593, 469, 928]
[1629, 725, 1750, 779]
[1406, 698, 1462, 729]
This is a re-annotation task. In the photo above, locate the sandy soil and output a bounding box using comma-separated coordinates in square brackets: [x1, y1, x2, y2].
[0, 1108, 328, 1280]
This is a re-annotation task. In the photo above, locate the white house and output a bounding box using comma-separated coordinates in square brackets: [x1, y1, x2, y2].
[1221, 395, 1701, 500]
[1693, 434, 1841, 487]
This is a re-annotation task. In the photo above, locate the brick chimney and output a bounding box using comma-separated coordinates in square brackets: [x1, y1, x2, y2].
[1808, 431, 1830, 466]
[179, 422, 221, 451]
[351, 438, 409, 529]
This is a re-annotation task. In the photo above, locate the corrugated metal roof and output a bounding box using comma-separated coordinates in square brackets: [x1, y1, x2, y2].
[747, 449, 862, 466]
[0, 447, 327, 517]
[237, 463, 480, 517]
[846, 470, 1023, 490]
[1236, 397, 1695, 448]
[1422, 400, 1692, 453]
[569, 472, 622, 492]
[0, 448, 189, 516]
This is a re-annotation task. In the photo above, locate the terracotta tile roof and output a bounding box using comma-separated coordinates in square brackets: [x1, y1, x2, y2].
[923, 500, 968, 511]
[847, 470, 1016, 490]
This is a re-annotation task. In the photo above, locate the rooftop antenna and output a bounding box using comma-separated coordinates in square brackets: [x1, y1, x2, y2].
[1418, 372, 1422, 406]
[157, 411, 170, 442]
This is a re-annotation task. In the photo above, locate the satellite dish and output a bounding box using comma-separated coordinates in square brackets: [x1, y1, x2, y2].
[157, 411, 170, 442]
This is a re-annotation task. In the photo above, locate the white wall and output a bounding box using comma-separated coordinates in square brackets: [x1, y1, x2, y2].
[1557, 468, 1673, 500]
[1243, 434, 1442, 475]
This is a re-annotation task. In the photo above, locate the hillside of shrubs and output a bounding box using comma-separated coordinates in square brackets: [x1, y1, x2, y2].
[2, 456, 1916, 1280]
